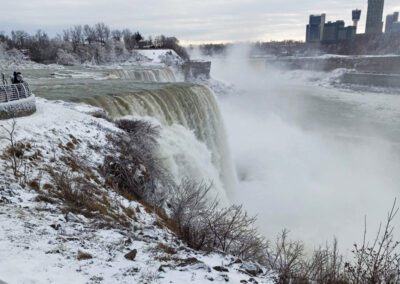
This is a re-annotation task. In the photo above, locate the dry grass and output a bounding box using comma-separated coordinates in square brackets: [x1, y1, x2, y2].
[155, 243, 177, 255]
[43, 167, 133, 228]
[77, 251, 93, 261]
[28, 180, 41, 192]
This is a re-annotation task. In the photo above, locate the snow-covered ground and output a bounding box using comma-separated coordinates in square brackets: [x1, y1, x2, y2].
[0, 98, 272, 284]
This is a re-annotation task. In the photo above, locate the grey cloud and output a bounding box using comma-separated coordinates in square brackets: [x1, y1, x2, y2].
[0, 0, 399, 43]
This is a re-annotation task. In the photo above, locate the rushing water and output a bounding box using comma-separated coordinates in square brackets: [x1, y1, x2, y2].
[209, 54, 400, 251]
[25, 60, 400, 251]
[29, 68, 236, 204]
[107, 68, 177, 82]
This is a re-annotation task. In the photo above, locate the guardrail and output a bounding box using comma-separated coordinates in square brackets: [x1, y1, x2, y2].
[0, 82, 32, 103]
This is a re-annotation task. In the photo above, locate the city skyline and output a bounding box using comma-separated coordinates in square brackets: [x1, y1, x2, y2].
[0, 0, 400, 44]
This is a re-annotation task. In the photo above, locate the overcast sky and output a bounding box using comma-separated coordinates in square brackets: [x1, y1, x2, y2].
[1, 0, 400, 44]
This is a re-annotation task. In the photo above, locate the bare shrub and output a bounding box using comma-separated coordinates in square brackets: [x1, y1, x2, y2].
[0, 120, 36, 185]
[265, 201, 400, 284]
[170, 179, 267, 260]
[103, 119, 171, 205]
[266, 229, 307, 283]
[345, 199, 400, 284]
[306, 238, 347, 284]
[169, 179, 214, 250]
[0, 119, 23, 177]
[206, 204, 268, 261]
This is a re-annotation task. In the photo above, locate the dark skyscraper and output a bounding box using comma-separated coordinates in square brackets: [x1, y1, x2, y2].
[306, 14, 325, 42]
[366, 0, 385, 34]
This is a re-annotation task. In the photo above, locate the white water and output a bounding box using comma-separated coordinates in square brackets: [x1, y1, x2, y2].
[205, 47, 400, 251]
[55, 83, 236, 204]
[107, 67, 178, 82]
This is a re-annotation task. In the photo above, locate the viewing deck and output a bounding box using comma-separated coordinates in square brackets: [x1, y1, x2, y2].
[0, 82, 36, 119]
[0, 82, 33, 103]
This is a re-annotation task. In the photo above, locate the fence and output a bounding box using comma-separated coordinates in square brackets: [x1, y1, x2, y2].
[0, 82, 32, 103]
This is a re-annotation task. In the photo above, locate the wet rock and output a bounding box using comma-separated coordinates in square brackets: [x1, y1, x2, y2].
[0, 196, 11, 204]
[124, 249, 137, 261]
[205, 275, 214, 281]
[176, 257, 201, 267]
[192, 263, 211, 272]
[213, 266, 229, 272]
[233, 258, 242, 264]
[50, 224, 62, 230]
[158, 264, 173, 273]
[240, 262, 263, 277]
[218, 274, 229, 282]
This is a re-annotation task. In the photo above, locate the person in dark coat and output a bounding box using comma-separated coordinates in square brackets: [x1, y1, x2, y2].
[11, 72, 17, 84]
[12, 72, 24, 84]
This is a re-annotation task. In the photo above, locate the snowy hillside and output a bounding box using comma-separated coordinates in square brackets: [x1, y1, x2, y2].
[0, 99, 272, 284]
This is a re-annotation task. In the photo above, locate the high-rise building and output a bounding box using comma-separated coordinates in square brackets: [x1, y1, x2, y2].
[322, 21, 345, 43]
[306, 14, 326, 42]
[385, 12, 399, 33]
[366, 0, 385, 34]
[392, 22, 400, 33]
[352, 9, 362, 32]
[338, 26, 357, 41]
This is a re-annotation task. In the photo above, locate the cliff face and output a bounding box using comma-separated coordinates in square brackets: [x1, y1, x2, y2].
[183, 60, 212, 80]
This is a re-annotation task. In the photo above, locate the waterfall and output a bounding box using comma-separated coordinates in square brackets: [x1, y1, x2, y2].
[32, 80, 237, 203]
[107, 67, 178, 82]
[81, 84, 237, 202]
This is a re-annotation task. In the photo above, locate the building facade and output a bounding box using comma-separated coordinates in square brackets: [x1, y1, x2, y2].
[392, 22, 400, 33]
[306, 14, 326, 42]
[338, 26, 357, 41]
[385, 12, 399, 33]
[322, 21, 345, 43]
[366, 0, 385, 34]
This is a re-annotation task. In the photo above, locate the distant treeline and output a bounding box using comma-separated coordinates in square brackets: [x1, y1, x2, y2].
[192, 34, 400, 57]
[0, 23, 189, 65]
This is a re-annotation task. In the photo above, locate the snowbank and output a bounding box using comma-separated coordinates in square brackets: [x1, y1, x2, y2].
[0, 98, 272, 284]
[0, 95, 36, 120]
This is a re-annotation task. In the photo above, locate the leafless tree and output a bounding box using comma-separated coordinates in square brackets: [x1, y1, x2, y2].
[83, 25, 96, 44]
[94, 23, 110, 45]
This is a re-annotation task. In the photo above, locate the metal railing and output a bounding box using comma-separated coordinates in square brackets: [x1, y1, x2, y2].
[0, 82, 32, 103]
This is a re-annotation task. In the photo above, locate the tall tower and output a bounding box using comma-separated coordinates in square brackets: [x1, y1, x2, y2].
[352, 9, 362, 32]
[366, 0, 385, 34]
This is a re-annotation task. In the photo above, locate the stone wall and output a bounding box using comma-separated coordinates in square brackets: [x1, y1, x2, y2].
[268, 56, 400, 74]
[0, 95, 36, 120]
[341, 73, 400, 88]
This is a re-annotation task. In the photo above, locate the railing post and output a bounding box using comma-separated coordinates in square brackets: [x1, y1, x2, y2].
[21, 83, 27, 98]
[16, 85, 20, 100]
[5, 86, 9, 102]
